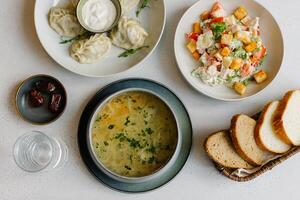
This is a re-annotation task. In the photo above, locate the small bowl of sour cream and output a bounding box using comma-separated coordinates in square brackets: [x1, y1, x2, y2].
[77, 0, 122, 33]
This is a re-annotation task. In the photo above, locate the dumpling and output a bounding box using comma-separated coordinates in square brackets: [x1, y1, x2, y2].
[49, 7, 85, 38]
[70, 34, 111, 64]
[119, 0, 140, 13]
[110, 16, 148, 49]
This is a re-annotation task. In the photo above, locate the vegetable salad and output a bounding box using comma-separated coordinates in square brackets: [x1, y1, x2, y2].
[186, 2, 268, 95]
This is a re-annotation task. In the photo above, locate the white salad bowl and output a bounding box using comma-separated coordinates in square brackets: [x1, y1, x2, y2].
[174, 0, 284, 101]
[34, 0, 166, 77]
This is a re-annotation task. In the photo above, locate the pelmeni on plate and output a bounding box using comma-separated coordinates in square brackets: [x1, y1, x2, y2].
[110, 16, 148, 50]
[70, 34, 112, 64]
[119, 0, 140, 13]
[49, 7, 85, 38]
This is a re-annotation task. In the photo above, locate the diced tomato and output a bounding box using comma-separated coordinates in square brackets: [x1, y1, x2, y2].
[254, 46, 266, 60]
[210, 17, 224, 24]
[186, 32, 199, 41]
[250, 57, 259, 67]
[241, 63, 251, 77]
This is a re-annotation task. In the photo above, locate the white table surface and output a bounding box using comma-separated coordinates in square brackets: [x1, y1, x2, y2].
[1, 0, 300, 199]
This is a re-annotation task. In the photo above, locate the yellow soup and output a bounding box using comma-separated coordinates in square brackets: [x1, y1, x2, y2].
[92, 91, 178, 177]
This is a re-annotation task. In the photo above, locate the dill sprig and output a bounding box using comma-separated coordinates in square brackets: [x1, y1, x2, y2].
[59, 32, 93, 44]
[136, 0, 150, 17]
[118, 46, 149, 58]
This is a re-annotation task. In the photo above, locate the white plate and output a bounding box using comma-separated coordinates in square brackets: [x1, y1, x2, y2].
[34, 0, 166, 77]
[174, 0, 284, 101]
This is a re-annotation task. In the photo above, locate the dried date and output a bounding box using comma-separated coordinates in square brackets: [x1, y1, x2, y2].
[49, 93, 62, 113]
[36, 81, 56, 93]
[29, 89, 45, 107]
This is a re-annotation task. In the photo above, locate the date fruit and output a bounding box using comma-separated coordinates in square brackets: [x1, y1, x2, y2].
[29, 89, 45, 107]
[49, 93, 62, 113]
[36, 81, 56, 93]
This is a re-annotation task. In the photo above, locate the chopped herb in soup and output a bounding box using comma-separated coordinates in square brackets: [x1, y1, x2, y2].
[92, 91, 177, 177]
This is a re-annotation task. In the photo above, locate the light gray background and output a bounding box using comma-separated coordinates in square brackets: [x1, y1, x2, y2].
[0, 0, 299, 199]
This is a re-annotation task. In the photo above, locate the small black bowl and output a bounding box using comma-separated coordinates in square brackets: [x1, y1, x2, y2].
[15, 74, 67, 125]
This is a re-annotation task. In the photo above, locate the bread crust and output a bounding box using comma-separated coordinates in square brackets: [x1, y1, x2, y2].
[272, 91, 295, 145]
[204, 131, 252, 169]
[255, 101, 291, 153]
[254, 102, 275, 152]
[230, 114, 260, 166]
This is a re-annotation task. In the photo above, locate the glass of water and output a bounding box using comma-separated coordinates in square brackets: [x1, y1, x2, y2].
[13, 131, 68, 172]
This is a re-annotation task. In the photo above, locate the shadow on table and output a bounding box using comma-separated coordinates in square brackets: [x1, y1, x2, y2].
[21, 0, 59, 67]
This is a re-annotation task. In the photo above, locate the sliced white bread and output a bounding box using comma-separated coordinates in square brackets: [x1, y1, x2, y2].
[273, 90, 300, 146]
[255, 101, 291, 154]
[230, 114, 274, 166]
[204, 131, 253, 169]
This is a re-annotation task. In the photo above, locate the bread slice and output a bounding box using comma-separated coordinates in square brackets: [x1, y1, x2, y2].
[255, 101, 291, 153]
[273, 90, 300, 146]
[230, 115, 274, 166]
[204, 131, 252, 169]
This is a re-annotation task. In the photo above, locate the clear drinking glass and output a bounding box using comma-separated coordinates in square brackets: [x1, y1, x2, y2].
[13, 131, 68, 172]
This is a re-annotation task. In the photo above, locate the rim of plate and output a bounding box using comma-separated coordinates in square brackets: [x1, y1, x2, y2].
[174, 0, 284, 101]
[34, 0, 166, 78]
[77, 78, 193, 193]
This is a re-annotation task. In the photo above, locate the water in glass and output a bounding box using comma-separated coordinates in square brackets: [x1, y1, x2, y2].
[13, 131, 68, 172]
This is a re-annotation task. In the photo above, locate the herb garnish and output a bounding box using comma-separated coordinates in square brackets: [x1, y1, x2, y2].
[124, 116, 131, 126]
[103, 141, 109, 146]
[59, 32, 93, 44]
[211, 22, 227, 40]
[95, 117, 101, 122]
[129, 138, 141, 148]
[118, 46, 149, 58]
[146, 145, 156, 153]
[115, 133, 126, 142]
[108, 124, 115, 129]
[124, 165, 132, 170]
[227, 73, 240, 83]
[259, 54, 268, 66]
[242, 77, 254, 86]
[136, 0, 150, 17]
[233, 47, 248, 60]
[145, 128, 154, 135]
[114, 133, 142, 149]
[148, 156, 155, 164]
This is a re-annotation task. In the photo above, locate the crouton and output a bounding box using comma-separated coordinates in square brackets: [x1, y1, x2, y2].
[200, 11, 210, 20]
[245, 42, 257, 52]
[230, 58, 243, 70]
[233, 82, 247, 95]
[253, 70, 267, 83]
[193, 22, 201, 34]
[221, 47, 231, 56]
[186, 40, 197, 53]
[192, 51, 201, 60]
[234, 7, 248, 20]
[221, 34, 233, 45]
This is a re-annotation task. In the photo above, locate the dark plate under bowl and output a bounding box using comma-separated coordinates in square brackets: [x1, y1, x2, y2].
[15, 74, 67, 125]
[78, 78, 192, 193]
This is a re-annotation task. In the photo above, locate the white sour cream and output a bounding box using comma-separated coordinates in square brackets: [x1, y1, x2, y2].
[82, 0, 117, 32]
